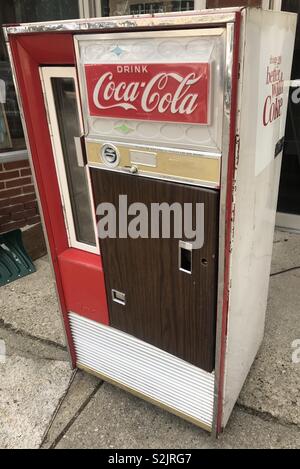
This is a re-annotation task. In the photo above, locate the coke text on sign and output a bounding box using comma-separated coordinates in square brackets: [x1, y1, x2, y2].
[85, 63, 210, 125]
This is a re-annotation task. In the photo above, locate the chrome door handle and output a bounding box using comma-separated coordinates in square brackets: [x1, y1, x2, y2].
[74, 135, 87, 167]
[112, 289, 126, 306]
[179, 241, 193, 274]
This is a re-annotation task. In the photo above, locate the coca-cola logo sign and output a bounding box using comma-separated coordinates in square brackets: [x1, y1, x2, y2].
[84, 63, 210, 124]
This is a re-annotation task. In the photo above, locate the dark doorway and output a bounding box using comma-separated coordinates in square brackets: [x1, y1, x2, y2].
[278, 0, 300, 223]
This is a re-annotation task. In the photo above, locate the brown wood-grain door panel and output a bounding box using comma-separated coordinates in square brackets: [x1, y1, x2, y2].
[91, 169, 219, 372]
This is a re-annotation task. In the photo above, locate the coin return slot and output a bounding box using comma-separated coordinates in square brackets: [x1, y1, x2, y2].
[112, 289, 126, 305]
[179, 241, 193, 274]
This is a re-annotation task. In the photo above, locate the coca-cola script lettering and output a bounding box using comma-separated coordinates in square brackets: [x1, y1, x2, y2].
[85, 63, 210, 124]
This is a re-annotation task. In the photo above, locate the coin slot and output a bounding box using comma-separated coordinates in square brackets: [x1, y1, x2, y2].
[101, 144, 120, 167]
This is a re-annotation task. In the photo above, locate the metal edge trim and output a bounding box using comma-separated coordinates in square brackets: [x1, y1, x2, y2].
[74, 27, 226, 41]
[3, 26, 9, 42]
[74, 36, 89, 136]
[212, 20, 236, 436]
[85, 138, 221, 160]
[78, 363, 212, 433]
[3, 12, 238, 37]
[212, 11, 242, 436]
[5, 43, 74, 369]
[87, 163, 220, 189]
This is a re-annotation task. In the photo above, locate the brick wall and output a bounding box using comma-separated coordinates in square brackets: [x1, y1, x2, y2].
[0, 159, 40, 235]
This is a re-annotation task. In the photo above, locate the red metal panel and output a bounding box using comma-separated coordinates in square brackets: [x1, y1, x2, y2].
[9, 35, 72, 255]
[8, 33, 79, 365]
[58, 249, 109, 324]
[10, 33, 75, 64]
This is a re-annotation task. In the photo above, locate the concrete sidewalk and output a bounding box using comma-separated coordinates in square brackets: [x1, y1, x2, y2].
[0, 231, 299, 449]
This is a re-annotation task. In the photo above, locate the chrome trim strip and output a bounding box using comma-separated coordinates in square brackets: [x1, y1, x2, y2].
[88, 163, 220, 189]
[85, 137, 221, 160]
[212, 21, 237, 435]
[73, 34, 89, 136]
[6, 43, 73, 368]
[76, 27, 225, 42]
[3, 11, 238, 37]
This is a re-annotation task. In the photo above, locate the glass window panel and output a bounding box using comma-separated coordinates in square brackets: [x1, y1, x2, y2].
[0, 0, 80, 155]
[0, 2, 26, 152]
[13, 0, 79, 23]
[51, 77, 96, 246]
[101, 0, 194, 16]
[0, 62, 25, 151]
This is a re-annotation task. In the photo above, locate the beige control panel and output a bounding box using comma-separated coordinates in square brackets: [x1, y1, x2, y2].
[86, 140, 221, 188]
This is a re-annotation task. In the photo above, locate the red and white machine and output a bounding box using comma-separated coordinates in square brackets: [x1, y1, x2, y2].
[4, 7, 296, 435]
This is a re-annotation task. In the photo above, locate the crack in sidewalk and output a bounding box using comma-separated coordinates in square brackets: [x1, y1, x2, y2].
[40, 369, 78, 448]
[0, 319, 67, 351]
[270, 266, 300, 278]
[44, 380, 103, 449]
[237, 402, 300, 431]
[2, 350, 65, 362]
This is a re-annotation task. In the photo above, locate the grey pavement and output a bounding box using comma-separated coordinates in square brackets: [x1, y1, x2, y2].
[0, 327, 72, 449]
[0, 256, 65, 346]
[55, 382, 300, 449]
[0, 231, 299, 449]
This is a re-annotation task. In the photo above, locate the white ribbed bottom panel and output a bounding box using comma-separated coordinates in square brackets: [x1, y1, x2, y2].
[69, 312, 215, 428]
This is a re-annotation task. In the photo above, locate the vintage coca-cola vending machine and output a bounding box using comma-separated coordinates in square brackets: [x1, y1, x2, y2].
[4, 7, 296, 434]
